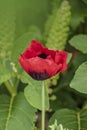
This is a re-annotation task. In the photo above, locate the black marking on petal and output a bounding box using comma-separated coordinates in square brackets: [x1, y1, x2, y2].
[38, 53, 47, 59]
[29, 71, 49, 80]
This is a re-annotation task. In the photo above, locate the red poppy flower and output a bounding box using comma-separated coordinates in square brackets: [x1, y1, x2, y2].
[18, 40, 68, 80]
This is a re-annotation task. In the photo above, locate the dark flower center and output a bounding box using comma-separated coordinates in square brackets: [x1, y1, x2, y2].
[38, 53, 47, 59]
[29, 71, 49, 80]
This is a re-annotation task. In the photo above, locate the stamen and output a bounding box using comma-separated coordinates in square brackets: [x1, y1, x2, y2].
[38, 53, 47, 59]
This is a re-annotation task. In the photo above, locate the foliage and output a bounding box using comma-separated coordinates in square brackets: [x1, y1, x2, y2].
[49, 108, 87, 130]
[70, 61, 87, 94]
[21, 72, 49, 110]
[0, 0, 87, 130]
[49, 120, 72, 130]
[69, 34, 87, 54]
[44, 0, 71, 50]
[0, 93, 36, 130]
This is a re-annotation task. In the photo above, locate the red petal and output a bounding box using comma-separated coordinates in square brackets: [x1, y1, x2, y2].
[18, 40, 68, 80]
[18, 55, 30, 73]
[29, 40, 44, 52]
[22, 40, 45, 59]
[55, 51, 68, 71]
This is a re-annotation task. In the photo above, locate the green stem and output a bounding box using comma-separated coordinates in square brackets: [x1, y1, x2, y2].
[42, 81, 45, 130]
[14, 78, 19, 92]
[5, 94, 15, 130]
[4, 81, 17, 96]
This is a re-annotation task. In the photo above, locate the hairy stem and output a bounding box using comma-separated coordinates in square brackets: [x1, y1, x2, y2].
[42, 81, 45, 130]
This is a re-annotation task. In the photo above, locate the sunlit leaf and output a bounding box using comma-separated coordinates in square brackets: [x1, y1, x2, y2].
[69, 34, 87, 54]
[70, 62, 87, 94]
[21, 72, 49, 110]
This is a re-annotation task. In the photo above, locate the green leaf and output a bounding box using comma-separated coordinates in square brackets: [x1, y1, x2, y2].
[67, 53, 72, 64]
[11, 26, 41, 63]
[69, 34, 87, 54]
[49, 119, 72, 130]
[49, 108, 87, 130]
[0, 63, 13, 85]
[70, 62, 87, 94]
[0, 92, 36, 130]
[21, 72, 49, 110]
[72, 54, 87, 70]
[69, 0, 87, 29]
[82, 0, 87, 4]
[50, 91, 77, 111]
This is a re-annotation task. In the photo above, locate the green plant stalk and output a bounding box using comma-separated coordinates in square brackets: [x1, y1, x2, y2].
[42, 81, 45, 130]
[14, 78, 19, 92]
[5, 94, 15, 129]
[4, 81, 17, 96]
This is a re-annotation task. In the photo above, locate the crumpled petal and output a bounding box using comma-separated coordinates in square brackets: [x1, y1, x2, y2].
[18, 40, 68, 80]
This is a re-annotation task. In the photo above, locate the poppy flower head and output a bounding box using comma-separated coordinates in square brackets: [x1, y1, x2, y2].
[18, 40, 68, 80]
